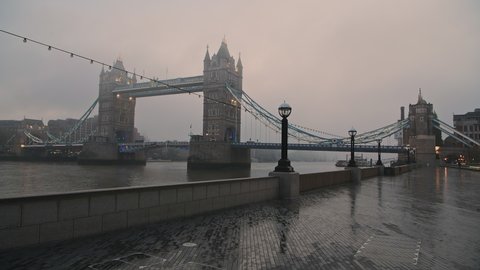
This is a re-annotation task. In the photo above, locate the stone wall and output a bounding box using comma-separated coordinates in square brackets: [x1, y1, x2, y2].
[360, 167, 380, 180]
[0, 176, 278, 250]
[299, 170, 351, 192]
[299, 167, 384, 192]
[384, 164, 417, 176]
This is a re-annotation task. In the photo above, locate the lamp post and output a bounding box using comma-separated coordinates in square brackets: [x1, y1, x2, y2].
[405, 145, 410, 164]
[274, 102, 294, 172]
[231, 99, 238, 142]
[348, 128, 357, 167]
[376, 139, 383, 166]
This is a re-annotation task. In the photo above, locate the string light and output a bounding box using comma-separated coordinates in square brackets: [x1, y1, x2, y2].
[2, 28, 342, 143]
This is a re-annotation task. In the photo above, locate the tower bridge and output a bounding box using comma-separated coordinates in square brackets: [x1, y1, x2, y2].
[4, 39, 478, 166]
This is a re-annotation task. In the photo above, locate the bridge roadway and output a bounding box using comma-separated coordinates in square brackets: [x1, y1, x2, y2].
[1, 167, 478, 269]
[21, 141, 404, 154]
[119, 142, 404, 153]
[231, 142, 405, 153]
[112, 75, 203, 98]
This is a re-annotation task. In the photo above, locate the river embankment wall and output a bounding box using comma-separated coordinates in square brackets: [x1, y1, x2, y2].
[0, 164, 416, 250]
[0, 176, 278, 250]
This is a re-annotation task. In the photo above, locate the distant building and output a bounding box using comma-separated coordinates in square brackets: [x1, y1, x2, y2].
[47, 116, 98, 142]
[0, 118, 46, 145]
[453, 108, 480, 142]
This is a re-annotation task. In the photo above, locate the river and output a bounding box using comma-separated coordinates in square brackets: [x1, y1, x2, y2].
[0, 161, 343, 198]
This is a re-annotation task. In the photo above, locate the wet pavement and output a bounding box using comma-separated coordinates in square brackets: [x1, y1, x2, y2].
[1, 167, 479, 269]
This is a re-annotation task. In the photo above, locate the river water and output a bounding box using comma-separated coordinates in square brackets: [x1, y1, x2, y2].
[0, 161, 343, 198]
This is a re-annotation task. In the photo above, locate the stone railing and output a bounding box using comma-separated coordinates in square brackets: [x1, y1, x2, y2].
[0, 176, 278, 250]
[299, 170, 351, 192]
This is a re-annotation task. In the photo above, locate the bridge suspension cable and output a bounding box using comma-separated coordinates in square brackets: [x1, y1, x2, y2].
[226, 84, 407, 145]
[0, 29, 241, 111]
[2, 29, 409, 146]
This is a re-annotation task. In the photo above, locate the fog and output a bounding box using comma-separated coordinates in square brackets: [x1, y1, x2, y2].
[1, 0, 479, 141]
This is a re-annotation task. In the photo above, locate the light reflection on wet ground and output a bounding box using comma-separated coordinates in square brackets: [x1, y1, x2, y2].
[1, 167, 479, 269]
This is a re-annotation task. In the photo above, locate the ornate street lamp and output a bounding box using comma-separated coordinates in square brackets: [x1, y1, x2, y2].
[376, 139, 383, 166]
[274, 102, 294, 172]
[348, 127, 357, 167]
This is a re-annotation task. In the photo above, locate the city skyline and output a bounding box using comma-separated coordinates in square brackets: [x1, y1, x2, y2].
[1, 0, 479, 141]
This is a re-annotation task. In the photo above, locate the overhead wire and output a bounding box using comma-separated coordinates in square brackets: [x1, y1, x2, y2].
[1, 29, 404, 145]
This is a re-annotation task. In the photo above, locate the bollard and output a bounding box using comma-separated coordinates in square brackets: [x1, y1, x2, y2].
[269, 171, 300, 199]
[345, 167, 362, 184]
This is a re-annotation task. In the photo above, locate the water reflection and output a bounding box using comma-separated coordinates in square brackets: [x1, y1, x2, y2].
[275, 200, 300, 254]
[377, 176, 383, 208]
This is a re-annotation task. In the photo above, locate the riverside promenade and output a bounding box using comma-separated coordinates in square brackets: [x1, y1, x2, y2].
[1, 167, 479, 269]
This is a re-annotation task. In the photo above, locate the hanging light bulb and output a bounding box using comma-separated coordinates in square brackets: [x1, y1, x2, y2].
[108, 66, 112, 70]
[23, 38, 27, 43]
[48, 46, 52, 51]
[70, 53, 74, 58]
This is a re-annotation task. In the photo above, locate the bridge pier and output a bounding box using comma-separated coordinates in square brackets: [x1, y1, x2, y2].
[187, 137, 250, 169]
[78, 141, 146, 165]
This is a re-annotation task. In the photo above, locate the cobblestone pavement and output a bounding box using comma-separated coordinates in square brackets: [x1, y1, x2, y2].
[1, 167, 479, 269]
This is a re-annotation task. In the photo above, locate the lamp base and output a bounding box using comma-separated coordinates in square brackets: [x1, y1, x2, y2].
[347, 159, 357, 167]
[274, 159, 294, 172]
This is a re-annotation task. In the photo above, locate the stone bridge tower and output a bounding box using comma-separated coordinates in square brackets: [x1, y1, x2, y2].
[79, 59, 143, 164]
[202, 39, 242, 142]
[188, 40, 250, 169]
[97, 59, 136, 143]
[402, 89, 441, 165]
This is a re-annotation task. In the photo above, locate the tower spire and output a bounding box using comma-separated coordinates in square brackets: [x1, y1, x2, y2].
[417, 88, 427, 104]
[237, 52, 243, 74]
[204, 45, 211, 70]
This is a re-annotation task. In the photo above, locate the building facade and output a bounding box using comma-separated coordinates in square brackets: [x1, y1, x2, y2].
[453, 108, 480, 142]
[47, 116, 98, 143]
[0, 118, 46, 146]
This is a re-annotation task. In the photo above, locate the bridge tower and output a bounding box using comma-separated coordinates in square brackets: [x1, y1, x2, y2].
[97, 59, 136, 143]
[202, 39, 242, 142]
[188, 40, 250, 169]
[402, 89, 441, 165]
[79, 59, 144, 164]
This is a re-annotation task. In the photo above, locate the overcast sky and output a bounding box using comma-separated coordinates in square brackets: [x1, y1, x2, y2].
[1, 0, 479, 141]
